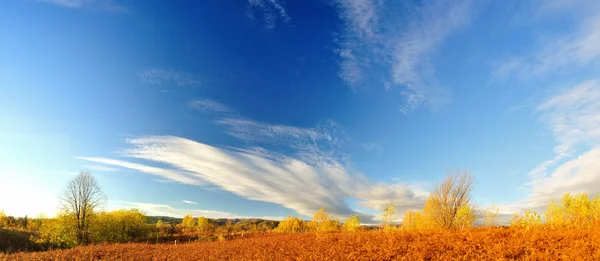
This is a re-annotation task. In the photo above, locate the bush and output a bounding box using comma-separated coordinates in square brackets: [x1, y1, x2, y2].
[0, 229, 40, 253]
[89, 209, 150, 243]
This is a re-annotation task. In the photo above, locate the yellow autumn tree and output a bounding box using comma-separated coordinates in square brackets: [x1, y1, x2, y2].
[483, 205, 499, 227]
[427, 171, 474, 229]
[197, 216, 210, 233]
[342, 215, 360, 232]
[402, 210, 420, 229]
[545, 192, 600, 228]
[311, 207, 330, 232]
[545, 199, 566, 227]
[453, 205, 475, 230]
[37, 212, 78, 249]
[381, 203, 397, 231]
[419, 198, 437, 229]
[0, 210, 7, 229]
[591, 196, 600, 224]
[89, 209, 149, 243]
[181, 214, 195, 232]
[510, 210, 541, 229]
[274, 215, 305, 233]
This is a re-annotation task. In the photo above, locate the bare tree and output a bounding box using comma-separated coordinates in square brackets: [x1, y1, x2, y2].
[60, 171, 106, 245]
[428, 170, 474, 229]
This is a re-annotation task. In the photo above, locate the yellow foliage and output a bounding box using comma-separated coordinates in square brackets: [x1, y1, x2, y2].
[37, 212, 78, 249]
[483, 205, 499, 227]
[545, 192, 600, 229]
[0, 210, 7, 229]
[453, 205, 475, 230]
[181, 214, 195, 231]
[312, 208, 330, 232]
[274, 215, 306, 233]
[510, 210, 541, 229]
[89, 209, 149, 243]
[197, 216, 210, 233]
[342, 215, 360, 232]
[428, 171, 474, 229]
[402, 210, 419, 229]
[381, 203, 396, 231]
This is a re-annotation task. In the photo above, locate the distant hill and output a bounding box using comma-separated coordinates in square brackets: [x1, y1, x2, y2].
[146, 216, 280, 226]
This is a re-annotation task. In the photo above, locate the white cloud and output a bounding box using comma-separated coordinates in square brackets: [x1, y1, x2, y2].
[79, 157, 203, 185]
[334, 0, 472, 112]
[528, 148, 600, 208]
[501, 79, 600, 215]
[528, 80, 600, 178]
[39, 0, 94, 8]
[83, 135, 426, 223]
[85, 165, 120, 172]
[216, 118, 343, 148]
[491, 2, 600, 219]
[182, 200, 197, 205]
[247, 0, 291, 30]
[38, 0, 127, 11]
[493, 7, 600, 80]
[140, 68, 202, 87]
[110, 201, 285, 220]
[362, 142, 382, 153]
[188, 99, 234, 114]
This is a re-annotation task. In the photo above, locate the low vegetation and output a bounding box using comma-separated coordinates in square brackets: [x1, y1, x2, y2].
[4, 228, 600, 260]
[4, 170, 600, 260]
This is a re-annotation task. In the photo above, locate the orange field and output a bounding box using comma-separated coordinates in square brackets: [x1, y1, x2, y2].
[3, 228, 600, 260]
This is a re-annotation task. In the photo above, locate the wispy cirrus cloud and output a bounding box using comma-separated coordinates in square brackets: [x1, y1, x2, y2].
[501, 80, 600, 215]
[362, 142, 383, 153]
[216, 118, 345, 149]
[81, 114, 426, 222]
[140, 68, 202, 87]
[38, 0, 127, 11]
[246, 0, 291, 30]
[188, 99, 235, 114]
[78, 157, 203, 185]
[528, 80, 600, 178]
[38, 0, 94, 8]
[334, 0, 473, 113]
[85, 165, 120, 172]
[485, 1, 600, 219]
[493, 3, 600, 80]
[182, 200, 197, 205]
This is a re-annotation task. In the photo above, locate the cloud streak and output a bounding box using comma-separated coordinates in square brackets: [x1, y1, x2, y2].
[502, 79, 600, 215]
[493, 5, 600, 80]
[140, 68, 202, 87]
[182, 200, 197, 205]
[362, 142, 383, 153]
[334, 0, 472, 113]
[38, 0, 94, 8]
[79, 157, 203, 185]
[188, 99, 235, 114]
[38, 0, 127, 11]
[247, 0, 291, 30]
[82, 131, 425, 223]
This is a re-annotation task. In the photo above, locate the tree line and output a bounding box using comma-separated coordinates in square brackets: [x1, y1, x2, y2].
[3, 170, 600, 253]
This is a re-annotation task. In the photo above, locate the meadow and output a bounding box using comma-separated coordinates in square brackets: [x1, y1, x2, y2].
[3, 172, 600, 260]
[3, 228, 600, 260]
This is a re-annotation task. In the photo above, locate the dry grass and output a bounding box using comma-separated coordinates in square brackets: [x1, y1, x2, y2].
[3, 227, 600, 260]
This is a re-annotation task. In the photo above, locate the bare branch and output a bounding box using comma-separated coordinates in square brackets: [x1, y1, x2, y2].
[60, 171, 106, 245]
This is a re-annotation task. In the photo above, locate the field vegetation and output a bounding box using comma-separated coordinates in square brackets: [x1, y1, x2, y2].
[3, 170, 600, 260]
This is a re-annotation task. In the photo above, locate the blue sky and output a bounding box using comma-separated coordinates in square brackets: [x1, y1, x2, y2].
[1, 0, 600, 223]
